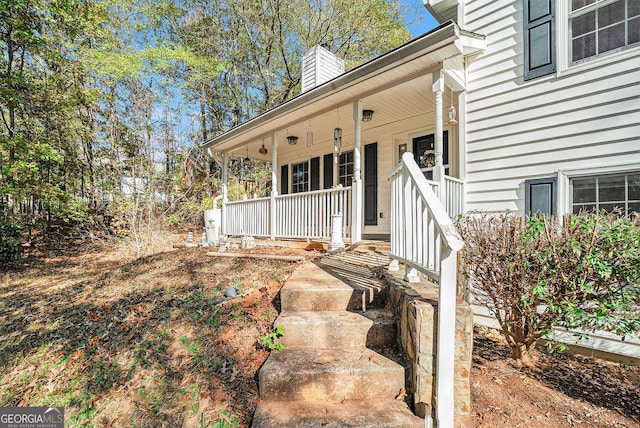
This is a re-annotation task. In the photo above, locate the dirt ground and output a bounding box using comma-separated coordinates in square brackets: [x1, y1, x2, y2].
[471, 327, 639, 427]
[1, 237, 638, 427]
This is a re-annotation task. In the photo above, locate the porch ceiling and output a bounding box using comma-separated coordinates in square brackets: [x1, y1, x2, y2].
[204, 21, 485, 161]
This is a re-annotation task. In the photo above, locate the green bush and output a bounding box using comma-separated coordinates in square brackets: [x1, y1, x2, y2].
[458, 212, 640, 365]
[0, 220, 23, 263]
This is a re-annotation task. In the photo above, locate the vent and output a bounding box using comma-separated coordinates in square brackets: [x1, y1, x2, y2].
[301, 45, 345, 93]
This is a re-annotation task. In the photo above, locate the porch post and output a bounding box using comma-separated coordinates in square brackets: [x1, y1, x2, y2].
[270, 133, 278, 240]
[352, 100, 363, 244]
[432, 68, 446, 203]
[221, 152, 228, 235]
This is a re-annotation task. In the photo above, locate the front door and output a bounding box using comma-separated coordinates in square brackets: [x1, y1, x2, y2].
[412, 132, 449, 180]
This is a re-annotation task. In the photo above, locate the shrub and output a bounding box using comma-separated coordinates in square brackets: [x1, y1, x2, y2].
[0, 219, 23, 263]
[458, 212, 640, 366]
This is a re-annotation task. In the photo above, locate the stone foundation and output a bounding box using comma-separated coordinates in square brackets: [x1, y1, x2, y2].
[384, 271, 473, 427]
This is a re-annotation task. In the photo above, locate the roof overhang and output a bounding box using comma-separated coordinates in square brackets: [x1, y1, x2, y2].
[204, 21, 485, 155]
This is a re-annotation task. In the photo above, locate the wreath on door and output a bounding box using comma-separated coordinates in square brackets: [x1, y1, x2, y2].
[420, 150, 436, 168]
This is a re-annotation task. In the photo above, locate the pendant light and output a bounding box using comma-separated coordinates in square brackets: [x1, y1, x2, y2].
[447, 87, 457, 125]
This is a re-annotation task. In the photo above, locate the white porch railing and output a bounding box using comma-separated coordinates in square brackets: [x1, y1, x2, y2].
[389, 152, 464, 427]
[443, 175, 465, 219]
[275, 187, 351, 239]
[222, 187, 351, 240]
[225, 196, 270, 237]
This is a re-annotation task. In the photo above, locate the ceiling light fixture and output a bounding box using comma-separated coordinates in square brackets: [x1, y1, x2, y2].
[362, 109, 374, 122]
[287, 135, 298, 145]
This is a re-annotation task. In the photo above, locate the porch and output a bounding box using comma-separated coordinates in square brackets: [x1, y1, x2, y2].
[221, 173, 464, 242]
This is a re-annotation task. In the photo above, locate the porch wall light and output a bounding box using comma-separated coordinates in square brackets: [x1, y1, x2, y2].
[287, 135, 298, 145]
[362, 109, 374, 122]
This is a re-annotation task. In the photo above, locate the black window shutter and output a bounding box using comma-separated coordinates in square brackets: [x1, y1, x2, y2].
[280, 164, 288, 195]
[310, 157, 320, 191]
[524, 0, 556, 81]
[525, 177, 557, 216]
[323, 153, 333, 189]
[364, 143, 378, 225]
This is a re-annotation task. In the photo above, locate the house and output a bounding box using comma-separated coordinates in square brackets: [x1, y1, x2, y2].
[204, 1, 638, 244]
[202, 3, 638, 424]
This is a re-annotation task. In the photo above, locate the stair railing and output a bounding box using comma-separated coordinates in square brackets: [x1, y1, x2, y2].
[389, 152, 464, 428]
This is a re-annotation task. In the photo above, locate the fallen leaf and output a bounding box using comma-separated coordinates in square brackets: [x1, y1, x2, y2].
[395, 388, 407, 400]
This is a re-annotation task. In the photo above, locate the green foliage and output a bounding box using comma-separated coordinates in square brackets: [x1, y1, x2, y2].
[260, 326, 285, 352]
[0, 219, 23, 262]
[1, 0, 412, 246]
[458, 212, 640, 364]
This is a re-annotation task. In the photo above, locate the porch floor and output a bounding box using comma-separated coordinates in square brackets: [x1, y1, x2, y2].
[224, 236, 390, 252]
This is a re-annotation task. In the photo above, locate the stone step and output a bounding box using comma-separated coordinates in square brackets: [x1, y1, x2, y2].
[252, 399, 423, 428]
[259, 348, 405, 402]
[280, 264, 355, 312]
[274, 311, 373, 350]
[361, 308, 397, 348]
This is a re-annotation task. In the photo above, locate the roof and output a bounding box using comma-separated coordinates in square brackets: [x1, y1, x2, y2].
[204, 20, 485, 156]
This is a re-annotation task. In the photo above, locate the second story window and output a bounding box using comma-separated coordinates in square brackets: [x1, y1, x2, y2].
[570, 0, 640, 62]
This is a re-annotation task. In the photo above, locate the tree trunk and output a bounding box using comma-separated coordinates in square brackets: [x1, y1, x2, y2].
[511, 341, 537, 368]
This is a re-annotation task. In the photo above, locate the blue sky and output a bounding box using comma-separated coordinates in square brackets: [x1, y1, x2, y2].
[401, 0, 440, 37]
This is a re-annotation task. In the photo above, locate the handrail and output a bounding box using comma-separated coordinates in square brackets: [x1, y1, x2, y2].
[276, 186, 352, 200]
[389, 152, 464, 427]
[392, 153, 463, 254]
[226, 195, 270, 205]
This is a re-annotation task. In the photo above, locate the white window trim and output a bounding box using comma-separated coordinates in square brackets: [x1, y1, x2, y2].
[558, 162, 640, 217]
[557, 0, 640, 75]
[338, 149, 354, 187]
[291, 160, 310, 193]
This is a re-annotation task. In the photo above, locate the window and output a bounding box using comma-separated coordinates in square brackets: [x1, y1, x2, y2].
[292, 162, 308, 193]
[570, 0, 640, 62]
[571, 172, 640, 214]
[339, 151, 354, 186]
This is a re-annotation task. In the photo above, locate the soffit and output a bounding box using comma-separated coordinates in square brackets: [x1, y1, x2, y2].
[205, 21, 484, 159]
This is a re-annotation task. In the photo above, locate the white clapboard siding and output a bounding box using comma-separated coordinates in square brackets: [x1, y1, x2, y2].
[463, 0, 640, 214]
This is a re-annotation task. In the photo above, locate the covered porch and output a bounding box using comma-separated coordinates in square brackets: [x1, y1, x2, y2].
[204, 22, 485, 244]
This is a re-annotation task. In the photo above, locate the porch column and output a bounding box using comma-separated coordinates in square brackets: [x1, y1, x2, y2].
[221, 152, 228, 235]
[352, 100, 363, 244]
[270, 133, 278, 240]
[432, 68, 445, 188]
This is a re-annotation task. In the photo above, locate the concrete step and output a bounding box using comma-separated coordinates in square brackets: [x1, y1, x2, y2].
[281, 264, 354, 312]
[252, 399, 423, 427]
[361, 308, 397, 348]
[274, 311, 373, 350]
[259, 348, 405, 402]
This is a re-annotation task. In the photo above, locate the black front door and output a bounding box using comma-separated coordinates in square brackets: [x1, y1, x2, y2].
[412, 132, 449, 180]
